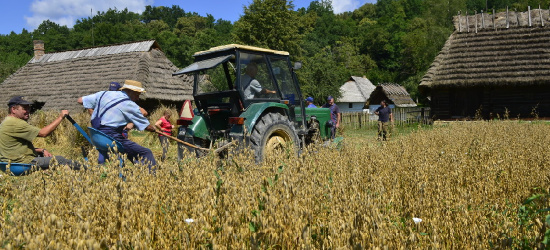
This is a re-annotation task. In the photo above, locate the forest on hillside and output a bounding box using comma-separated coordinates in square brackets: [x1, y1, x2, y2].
[1, 0, 548, 105]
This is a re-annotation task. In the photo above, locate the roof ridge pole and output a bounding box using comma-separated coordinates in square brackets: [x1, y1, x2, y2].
[481, 10, 485, 29]
[475, 10, 478, 33]
[540, 5, 544, 27]
[458, 11, 462, 32]
[506, 7, 509, 28]
[493, 9, 497, 31]
[528, 6, 532, 27]
[466, 11, 470, 33]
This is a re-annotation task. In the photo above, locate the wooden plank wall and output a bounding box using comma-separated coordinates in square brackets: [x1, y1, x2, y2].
[430, 86, 550, 119]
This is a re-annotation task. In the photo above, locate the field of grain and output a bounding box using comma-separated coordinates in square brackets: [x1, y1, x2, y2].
[1, 110, 550, 248]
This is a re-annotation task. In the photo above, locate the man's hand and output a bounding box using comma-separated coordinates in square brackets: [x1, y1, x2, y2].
[61, 110, 69, 117]
[43, 149, 53, 157]
[145, 124, 157, 132]
[37, 148, 53, 157]
[124, 123, 135, 131]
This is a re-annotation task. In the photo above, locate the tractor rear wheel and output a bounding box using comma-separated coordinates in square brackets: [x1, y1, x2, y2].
[250, 113, 300, 162]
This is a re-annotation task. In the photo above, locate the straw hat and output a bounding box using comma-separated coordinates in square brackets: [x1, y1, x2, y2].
[120, 80, 146, 93]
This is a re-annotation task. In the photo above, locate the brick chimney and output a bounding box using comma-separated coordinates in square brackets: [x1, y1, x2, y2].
[33, 40, 45, 60]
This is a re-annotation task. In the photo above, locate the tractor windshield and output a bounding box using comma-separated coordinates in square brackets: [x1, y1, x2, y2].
[268, 56, 299, 105]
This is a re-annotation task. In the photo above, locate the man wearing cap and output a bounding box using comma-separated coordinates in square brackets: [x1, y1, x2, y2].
[306, 97, 317, 108]
[0, 96, 82, 170]
[375, 100, 393, 141]
[321, 96, 341, 139]
[78, 80, 157, 169]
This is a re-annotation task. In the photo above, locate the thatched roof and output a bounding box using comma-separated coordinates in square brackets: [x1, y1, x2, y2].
[367, 83, 416, 107]
[338, 76, 376, 103]
[0, 40, 192, 111]
[420, 9, 550, 90]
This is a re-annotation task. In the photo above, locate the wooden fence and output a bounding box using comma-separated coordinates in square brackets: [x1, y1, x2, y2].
[340, 107, 431, 129]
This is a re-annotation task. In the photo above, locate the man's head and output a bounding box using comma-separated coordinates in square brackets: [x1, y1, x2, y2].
[306, 97, 314, 104]
[120, 80, 146, 102]
[327, 96, 334, 105]
[380, 100, 387, 107]
[8, 96, 33, 120]
[245, 63, 258, 77]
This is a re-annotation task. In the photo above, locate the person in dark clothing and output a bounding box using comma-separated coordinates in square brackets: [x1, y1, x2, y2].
[374, 100, 393, 141]
[321, 96, 341, 139]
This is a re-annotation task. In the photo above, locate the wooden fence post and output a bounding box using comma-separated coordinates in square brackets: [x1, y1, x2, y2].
[475, 10, 478, 33]
[540, 5, 544, 27]
[527, 6, 531, 27]
[506, 7, 509, 29]
[481, 10, 485, 29]
[467, 11, 470, 32]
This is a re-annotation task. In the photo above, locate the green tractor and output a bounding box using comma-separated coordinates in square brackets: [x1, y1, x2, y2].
[173, 44, 332, 162]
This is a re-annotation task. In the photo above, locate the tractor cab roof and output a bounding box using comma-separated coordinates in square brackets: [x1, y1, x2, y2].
[193, 44, 289, 57]
[173, 44, 290, 76]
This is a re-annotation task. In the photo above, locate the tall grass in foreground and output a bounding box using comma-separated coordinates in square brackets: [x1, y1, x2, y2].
[1, 109, 550, 248]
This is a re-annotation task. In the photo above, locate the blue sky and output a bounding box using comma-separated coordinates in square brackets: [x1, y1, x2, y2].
[0, 0, 373, 35]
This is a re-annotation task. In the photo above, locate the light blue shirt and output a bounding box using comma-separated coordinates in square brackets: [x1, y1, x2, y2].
[241, 74, 262, 100]
[82, 91, 150, 131]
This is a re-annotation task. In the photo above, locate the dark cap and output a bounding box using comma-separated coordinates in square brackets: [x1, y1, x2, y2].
[327, 95, 334, 101]
[8, 96, 33, 107]
[109, 82, 121, 91]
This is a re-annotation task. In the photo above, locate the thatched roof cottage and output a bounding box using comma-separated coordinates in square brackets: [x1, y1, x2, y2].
[419, 8, 550, 119]
[366, 83, 416, 108]
[336, 76, 376, 112]
[0, 40, 192, 112]
[365, 83, 417, 121]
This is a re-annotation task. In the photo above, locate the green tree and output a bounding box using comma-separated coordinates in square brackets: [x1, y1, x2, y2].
[298, 46, 348, 104]
[301, 0, 358, 57]
[233, 0, 307, 56]
[32, 20, 72, 52]
[141, 5, 186, 29]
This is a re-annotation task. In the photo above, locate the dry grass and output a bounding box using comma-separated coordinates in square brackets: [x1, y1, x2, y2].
[1, 109, 550, 248]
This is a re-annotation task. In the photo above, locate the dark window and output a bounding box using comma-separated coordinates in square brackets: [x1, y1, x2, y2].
[349, 103, 353, 109]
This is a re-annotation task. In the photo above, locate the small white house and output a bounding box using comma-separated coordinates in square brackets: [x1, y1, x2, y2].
[336, 76, 376, 113]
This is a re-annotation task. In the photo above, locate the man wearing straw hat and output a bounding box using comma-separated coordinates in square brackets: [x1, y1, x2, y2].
[0, 96, 82, 170]
[78, 80, 157, 169]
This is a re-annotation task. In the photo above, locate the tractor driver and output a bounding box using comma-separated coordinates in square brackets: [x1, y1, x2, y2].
[241, 62, 276, 100]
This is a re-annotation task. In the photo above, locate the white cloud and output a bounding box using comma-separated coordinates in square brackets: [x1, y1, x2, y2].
[332, 0, 363, 14]
[25, 0, 153, 30]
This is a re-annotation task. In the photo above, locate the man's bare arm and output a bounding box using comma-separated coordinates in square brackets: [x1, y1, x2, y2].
[38, 110, 68, 137]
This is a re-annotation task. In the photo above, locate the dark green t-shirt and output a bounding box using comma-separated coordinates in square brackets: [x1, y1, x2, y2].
[0, 116, 40, 163]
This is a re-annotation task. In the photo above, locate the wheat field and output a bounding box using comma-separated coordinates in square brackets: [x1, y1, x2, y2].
[1, 109, 549, 249]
